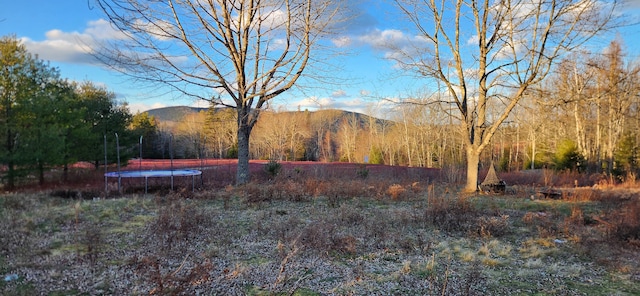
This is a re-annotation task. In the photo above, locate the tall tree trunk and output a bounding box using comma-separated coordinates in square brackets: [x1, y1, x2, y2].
[5, 127, 15, 190]
[38, 161, 45, 186]
[530, 131, 536, 170]
[236, 124, 251, 185]
[63, 163, 69, 183]
[465, 147, 480, 192]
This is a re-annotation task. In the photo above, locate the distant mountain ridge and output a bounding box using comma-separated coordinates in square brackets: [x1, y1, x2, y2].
[143, 106, 392, 129]
[144, 106, 208, 122]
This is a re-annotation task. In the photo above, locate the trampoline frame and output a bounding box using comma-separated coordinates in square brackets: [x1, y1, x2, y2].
[104, 169, 202, 194]
[104, 133, 205, 195]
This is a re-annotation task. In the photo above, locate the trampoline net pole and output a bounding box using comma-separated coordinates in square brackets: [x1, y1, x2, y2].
[116, 133, 121, 194]
[139, 135, 143, 170]
[104, 134, 108, 195]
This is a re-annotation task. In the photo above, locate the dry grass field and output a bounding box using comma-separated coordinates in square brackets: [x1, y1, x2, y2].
[1, 161, 639, 295]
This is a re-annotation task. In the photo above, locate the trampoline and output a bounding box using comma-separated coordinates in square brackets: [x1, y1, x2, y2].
[105, 169, 202, 194]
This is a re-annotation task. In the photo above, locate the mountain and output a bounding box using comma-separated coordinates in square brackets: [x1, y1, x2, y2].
[143, 106, 393, 130]
[144, 106, 208, 122]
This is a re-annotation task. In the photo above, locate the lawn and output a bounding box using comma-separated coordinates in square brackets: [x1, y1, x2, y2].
[1, 164, 639, 295]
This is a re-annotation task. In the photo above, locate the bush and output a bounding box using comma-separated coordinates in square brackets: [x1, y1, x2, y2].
[386, 184, 407, 200]
[523, 159, 546, 170]
[369, 146, 384, 165]
[607, 200, 640, 243]
[426, 195, 478, 233]
[264, 159, 282, 177]
[554, 139, 585, 171]
[226, 145, 238, 158]
[356, 165, 369, 179]
[151, 197, 208, 250]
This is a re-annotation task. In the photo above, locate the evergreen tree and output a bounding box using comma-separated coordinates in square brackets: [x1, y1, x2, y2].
[75, 82, 133, 168]
[614, 133, 638, 179]
[554, 140, 585, 171]
[130, 112, 160, 158]
[0, 36, 64, 188]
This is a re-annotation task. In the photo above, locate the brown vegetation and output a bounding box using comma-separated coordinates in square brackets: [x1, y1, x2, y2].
[1, 163, 639, 294]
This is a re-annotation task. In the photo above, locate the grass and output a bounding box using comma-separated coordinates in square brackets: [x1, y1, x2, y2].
[1, 170, 639, 295]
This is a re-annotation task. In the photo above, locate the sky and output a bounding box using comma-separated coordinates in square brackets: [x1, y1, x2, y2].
[1, 0, 640, 116]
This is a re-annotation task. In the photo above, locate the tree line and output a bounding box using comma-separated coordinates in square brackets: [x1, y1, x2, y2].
[122, 41, 640, 186]
[147, 43, 640, 185]
[519, 40, 640, 181]
[0, 36, 141, 189]
[3, 31, 638, 190]
[90, 0, 619, 189]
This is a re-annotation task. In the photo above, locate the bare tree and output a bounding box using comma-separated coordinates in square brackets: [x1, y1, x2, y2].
[392, 0, 616, 192]
[591, 41, 640, 175]
[552, 54, 597, 161]
[543, 40, 640, 174]
[204, 107, 237, 158]
[95, 0, 342, 184]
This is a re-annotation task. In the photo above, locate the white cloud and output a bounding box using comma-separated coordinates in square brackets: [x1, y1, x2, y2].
[333, 28, 433, 71]
[467, 35, 479, 45]
[333, 28, 429, 51]
[133, 19, 176, 41]
[362, 29, 404, 49]
[277, 96, 369, 114]
[20, 18, 125, 65]
[332, 36, 352, 47]
[128, 101, 168, 114]
[85, 19, 128, 41]
[331, 90, 347, 98]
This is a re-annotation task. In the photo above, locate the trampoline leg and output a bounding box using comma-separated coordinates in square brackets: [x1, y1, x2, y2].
[145, 177, 148, 195]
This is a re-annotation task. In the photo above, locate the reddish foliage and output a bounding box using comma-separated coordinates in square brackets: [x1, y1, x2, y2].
[15, 159, 440, 194]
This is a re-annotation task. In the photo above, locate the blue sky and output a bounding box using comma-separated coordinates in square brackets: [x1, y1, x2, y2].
[2, 1, 639, 115]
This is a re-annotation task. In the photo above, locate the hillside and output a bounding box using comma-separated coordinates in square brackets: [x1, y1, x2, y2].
[144, 106, 208, 122]
[143, 106, 392, 129]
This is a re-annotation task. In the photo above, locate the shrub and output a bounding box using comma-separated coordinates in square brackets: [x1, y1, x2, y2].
[475, 215, 510, 238]
[356, 165, 369, 179]
[425, 195, 477, 233]
[498, 154, 509, 171]
[226, 145, 238, 158]
[386, 184, 406, 200]
[81, 224, 103, 267]
[554, 139, 585, 172]
[275, 179, 310, 202]
[369, 146, 385, 165]
[150, 198, 208, 250]
[440, 165, 464, 184]
[130, 254, 213, 295]
[523, 159, 546, 170]
[607, 200, 640, 243]
[241, 183, 271, 204]
[264, 160, 282, 177]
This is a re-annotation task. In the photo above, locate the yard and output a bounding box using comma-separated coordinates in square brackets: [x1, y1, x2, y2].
[1, 162, 639, 295]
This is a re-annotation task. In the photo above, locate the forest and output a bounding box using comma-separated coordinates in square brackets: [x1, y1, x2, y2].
[152, 40, 639, 181]
[1, 35, 639, 189]
[0, 36, 140, 189]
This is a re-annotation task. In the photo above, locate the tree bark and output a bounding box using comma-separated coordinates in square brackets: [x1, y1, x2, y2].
[464, 147, 480, 192]
[236, 117, 253, 185]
